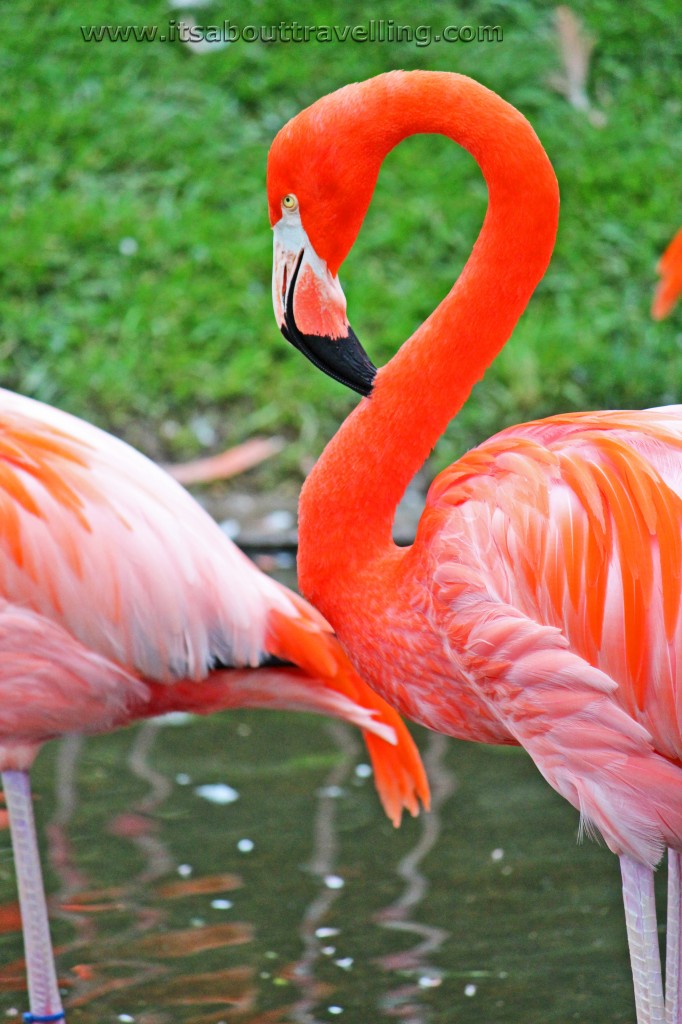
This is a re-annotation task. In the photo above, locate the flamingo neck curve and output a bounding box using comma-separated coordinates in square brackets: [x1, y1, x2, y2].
[297, 72, 560, 607]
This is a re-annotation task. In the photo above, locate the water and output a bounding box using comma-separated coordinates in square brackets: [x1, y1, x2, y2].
[0, 709, 642, 1024]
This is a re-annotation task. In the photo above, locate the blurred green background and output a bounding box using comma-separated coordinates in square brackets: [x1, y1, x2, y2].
[1, 1, 680, 486]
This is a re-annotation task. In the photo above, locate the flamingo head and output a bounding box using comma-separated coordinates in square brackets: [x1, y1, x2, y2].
[267, 83, 382, 397]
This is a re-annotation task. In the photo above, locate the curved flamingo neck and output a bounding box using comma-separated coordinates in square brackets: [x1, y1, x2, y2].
[297, 72, 559, 606]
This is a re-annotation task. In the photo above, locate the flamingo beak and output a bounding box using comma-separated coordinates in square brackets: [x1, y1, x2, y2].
[272, 224, 377, 397]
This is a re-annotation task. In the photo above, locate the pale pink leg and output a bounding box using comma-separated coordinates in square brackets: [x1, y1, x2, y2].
[621, 853, 665, 1024]
[2, 770, 65, 1022]
[667, 848, 682, 1024]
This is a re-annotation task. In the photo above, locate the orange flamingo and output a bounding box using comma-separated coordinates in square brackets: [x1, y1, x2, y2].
[267, 69, 682, 1023]
[653, 228, 682, 319]
[0, 389, 428, 1023]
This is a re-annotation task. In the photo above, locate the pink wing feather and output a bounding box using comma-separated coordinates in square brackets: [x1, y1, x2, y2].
[0, 389, 299, 681]
[415, 407, 682, 863]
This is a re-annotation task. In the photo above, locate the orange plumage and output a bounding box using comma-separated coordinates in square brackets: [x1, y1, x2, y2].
[653, 228, 682, 319]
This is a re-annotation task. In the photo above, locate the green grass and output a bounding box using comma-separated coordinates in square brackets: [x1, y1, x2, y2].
[1, 0, 680, 482]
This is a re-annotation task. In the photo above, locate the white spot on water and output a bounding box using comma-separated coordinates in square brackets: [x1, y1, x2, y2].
[195, 783, 239, 805]
[418, 974, 442, 988]
[318, 785, 345, 798]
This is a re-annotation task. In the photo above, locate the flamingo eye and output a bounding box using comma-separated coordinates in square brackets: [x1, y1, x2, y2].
[282, 194, 298, 211]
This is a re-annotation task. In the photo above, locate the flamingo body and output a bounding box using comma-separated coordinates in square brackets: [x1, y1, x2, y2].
[267, 69, 682, 1020]
[325, 408, 682, 868]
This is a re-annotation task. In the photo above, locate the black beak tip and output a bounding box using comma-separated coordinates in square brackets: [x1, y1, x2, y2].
[280, 249, 377, 397]
[281, 322, 376, 398]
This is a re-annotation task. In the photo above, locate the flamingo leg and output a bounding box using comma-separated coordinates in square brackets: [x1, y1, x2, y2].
[2, 770, 65, 1023]
[620, 853, 665, 1024]
[667, 848, 682, 1024]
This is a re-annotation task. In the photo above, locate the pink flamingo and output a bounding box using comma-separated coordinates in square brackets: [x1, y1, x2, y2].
[653, 228, 682, 319]
[0, 388, 428, 1022]
[267, 69, 682, 1022]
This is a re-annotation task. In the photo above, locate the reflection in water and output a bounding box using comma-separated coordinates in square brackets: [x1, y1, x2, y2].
[0, 715, 453, 1021]
[374, 733, 455, 1022]
[281, 726, 457, 1024]
[110, 719, 175, 884]
[45, 733, 102, 999]
[288, 720, 360, 1024]
[38, 716, 433, 1021]
[61, 724, 254, 1019]
[47, 734, 87, 896]
[1, 715, 456, 1022]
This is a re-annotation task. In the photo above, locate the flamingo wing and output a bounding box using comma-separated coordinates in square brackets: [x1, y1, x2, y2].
[0, 388, 300, 681]
[418, 406, 682, 863]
